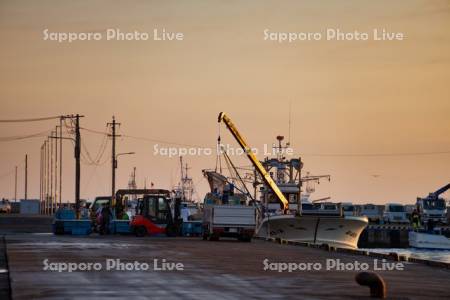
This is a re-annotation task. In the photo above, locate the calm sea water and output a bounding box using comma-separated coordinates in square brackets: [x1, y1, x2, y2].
[362, 248, 450, 264]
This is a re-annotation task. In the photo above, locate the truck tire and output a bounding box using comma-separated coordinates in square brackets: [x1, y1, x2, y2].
[135, 226, 147, 237]
[238, 235, 252, 242]
[209, 233, 219, 241]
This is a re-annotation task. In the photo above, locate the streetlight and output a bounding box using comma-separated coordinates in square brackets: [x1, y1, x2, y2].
[114, 152, 135, 169]
[112, 152, 135, 214]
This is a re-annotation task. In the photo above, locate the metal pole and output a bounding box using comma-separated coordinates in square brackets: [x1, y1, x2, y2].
[59, 118, 63, 208]
[43, 142, 45, 213]
[41, 144, 44, 213]
[40, 145, 42, 213]
[46, 139, 50, 215]
[24, 154, 28, 201]
[50, 132, 54, 214]
[14, 165, 17, 202]
[75, 114, 81, 219]
[108, 116, 120, 208]
[42, 142, 45, 213]
[54, 126, 58, 212]
[112, 117, 116, 207]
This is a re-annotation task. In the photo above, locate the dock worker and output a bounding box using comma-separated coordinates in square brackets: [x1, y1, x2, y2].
[121, 211, 130, 220]
[181, 205, 190, 222]
[100, 203, 113, 234]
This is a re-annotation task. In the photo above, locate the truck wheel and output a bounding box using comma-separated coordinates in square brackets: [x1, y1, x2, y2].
[209, 234, 219, 241]
[135, 226, 147, 237]
[238, 235, 252, 242]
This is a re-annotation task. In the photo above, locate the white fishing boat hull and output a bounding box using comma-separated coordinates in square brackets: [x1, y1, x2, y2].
[256, 214, 368, 249]
[409, 231, 450, 250]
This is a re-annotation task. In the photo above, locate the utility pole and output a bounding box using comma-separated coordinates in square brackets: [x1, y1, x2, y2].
[39, 146, 41, 211]
[50, 131, 54, 214]
[74, 114, 81, 219]
[108, 116, 120, 208]
[59, 118, 63, 207]
[54, 126, 58, 212]
[42, 141, 47, 214]
[52, 115, 83, 216]
[14, 165, 17, 202]
[24, 154, 28, 201]
[46, 139, 50, 214]
[41, 143, 45, 213]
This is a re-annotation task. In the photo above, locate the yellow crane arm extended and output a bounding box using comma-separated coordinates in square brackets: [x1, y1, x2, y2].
[218, 112, 289, 212]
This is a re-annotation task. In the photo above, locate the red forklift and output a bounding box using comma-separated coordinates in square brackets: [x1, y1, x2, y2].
[130, 189, 181, 237]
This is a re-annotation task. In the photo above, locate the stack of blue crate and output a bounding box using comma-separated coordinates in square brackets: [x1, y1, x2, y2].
[52, 208, 92, 235]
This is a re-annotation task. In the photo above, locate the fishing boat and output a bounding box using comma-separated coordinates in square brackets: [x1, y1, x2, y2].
[257, 214, 368, 249]
[409, 230, 450, 250]
[254, 138, 368, 249]
[215, 113, 368, 249]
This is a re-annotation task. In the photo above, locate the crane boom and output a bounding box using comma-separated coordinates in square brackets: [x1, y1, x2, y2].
[218, 112, 289, 212]
[430, 183, 450, 199]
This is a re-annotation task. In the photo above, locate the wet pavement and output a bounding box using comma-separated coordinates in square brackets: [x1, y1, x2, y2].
[2, 215, 450, 299]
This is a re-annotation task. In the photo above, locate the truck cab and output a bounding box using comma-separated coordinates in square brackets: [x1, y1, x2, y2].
[360, 204, 382, 223]
[383, 203, 409, 224]
[416, 197, 447, 225]
[90, 196, 111, 215]
[341, 202, 355, 217]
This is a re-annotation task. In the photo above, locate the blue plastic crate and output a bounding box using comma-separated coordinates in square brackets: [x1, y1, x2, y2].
[114, 220, 131, 234]
[71, 227, 91, 235]
[182, 221, 202, 236]
[55, 209, 76, 220]
[53, 219, 92, 235]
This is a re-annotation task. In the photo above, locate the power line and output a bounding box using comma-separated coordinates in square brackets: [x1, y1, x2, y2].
[0, 129, 52, 142]
[0, 116, 61, 123]
[80, 126, 209, 148]
[80, 127, 106, 135]
[301, 151, 450, 157]
[79, 126, 450, 157]
[122, 134, 209, 148]
[0, 167, 16, 181]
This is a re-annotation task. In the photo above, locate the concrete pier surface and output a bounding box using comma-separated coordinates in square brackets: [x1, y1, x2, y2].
[1, 216, 450, 299]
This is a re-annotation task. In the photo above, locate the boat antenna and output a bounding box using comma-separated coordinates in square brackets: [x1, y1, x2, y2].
[288, 101, 292, 147]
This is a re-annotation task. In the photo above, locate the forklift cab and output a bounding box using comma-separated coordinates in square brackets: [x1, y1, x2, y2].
[136, 195, 173, 225]
[130, 190, 179, 237]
